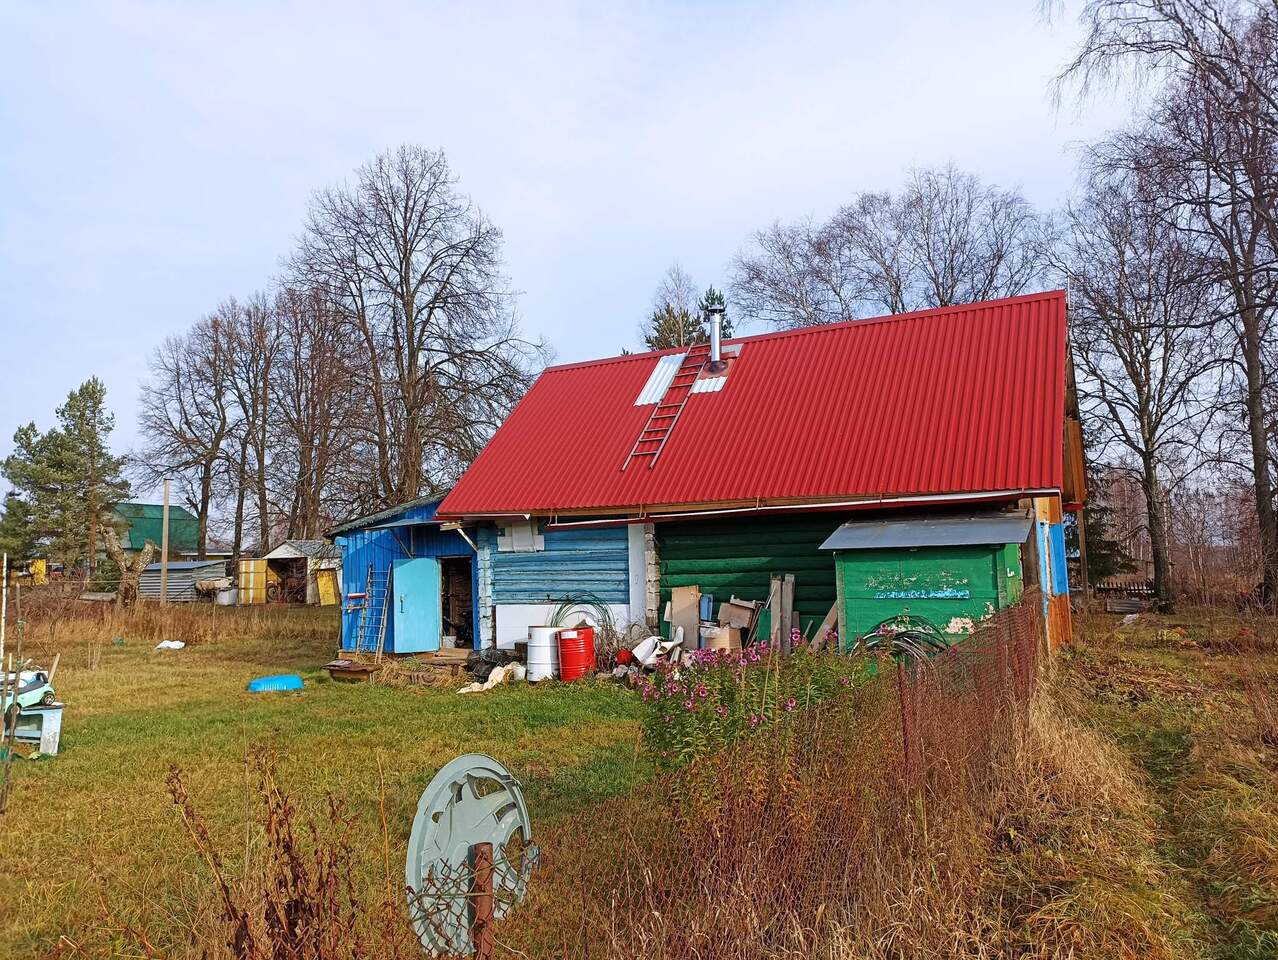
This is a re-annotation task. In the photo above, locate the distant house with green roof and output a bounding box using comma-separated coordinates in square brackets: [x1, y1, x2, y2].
[110, 502, 200, 556]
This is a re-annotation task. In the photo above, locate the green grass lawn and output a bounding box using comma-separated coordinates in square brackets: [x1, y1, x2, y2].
[0, 606, 649, 958]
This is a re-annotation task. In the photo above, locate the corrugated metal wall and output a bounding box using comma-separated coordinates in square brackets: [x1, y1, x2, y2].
[658, 514, 843, 637]
[336, 501, 477, 652]
[488, 526, 629, 604]
[139, 561, 228, 602]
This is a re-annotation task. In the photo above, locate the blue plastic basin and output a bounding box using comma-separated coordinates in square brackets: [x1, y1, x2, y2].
[246, 674, 304, 693]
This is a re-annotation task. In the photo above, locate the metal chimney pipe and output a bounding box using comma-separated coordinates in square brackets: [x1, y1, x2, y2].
[706, 304, 726, 373]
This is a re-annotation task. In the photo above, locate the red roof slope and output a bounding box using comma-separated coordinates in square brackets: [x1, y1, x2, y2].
[439, 291, 1067, 518]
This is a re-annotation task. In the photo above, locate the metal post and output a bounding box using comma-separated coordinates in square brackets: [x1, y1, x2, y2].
[470, 841, 494, 960]
[159, 479, 171, 606]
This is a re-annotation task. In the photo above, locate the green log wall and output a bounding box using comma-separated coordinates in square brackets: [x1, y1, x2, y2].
[657, 514, 844, 639]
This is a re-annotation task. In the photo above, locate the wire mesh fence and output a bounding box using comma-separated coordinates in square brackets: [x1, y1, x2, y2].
[495, 591, 1045, 959]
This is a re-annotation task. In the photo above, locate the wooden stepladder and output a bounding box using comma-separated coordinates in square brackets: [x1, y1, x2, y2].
[622, 342, 710, 470]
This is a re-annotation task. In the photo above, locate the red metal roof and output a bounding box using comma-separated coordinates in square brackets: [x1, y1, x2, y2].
[438, 291, 1067, 518]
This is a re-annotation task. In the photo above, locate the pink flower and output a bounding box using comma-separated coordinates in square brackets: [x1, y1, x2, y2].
[682, 698, 695, 710]
[715, 704, 728, 718]
[838, 676, 851, 687]
[783, 697, 797, 712]
[695, 683, 709, 698]
[748, 715, 762, 727]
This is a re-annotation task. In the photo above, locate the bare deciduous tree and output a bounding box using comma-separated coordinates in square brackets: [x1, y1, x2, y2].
[225, 293, 278, 553]
[1048, 165, 1218, 609]
[137, 313, 232, 558]
[731, 165, 1044, 328]
[1060, 0, 1278, 600]
[270, 285, 363, 538]
[293, 145, 542, 508]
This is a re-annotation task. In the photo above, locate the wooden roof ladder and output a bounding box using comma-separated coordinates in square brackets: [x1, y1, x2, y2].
[622, 343, 710, 471]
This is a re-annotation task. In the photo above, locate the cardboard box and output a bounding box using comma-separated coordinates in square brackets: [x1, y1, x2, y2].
[717, 599, 756, 629]
[702, 624, 743, 652]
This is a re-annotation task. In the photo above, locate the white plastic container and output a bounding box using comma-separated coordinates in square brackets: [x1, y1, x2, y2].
[526, 626, 561, 681]
[215, 588, 238, 606]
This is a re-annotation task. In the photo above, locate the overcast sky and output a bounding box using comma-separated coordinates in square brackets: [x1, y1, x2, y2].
[0, 0, 1128, 473]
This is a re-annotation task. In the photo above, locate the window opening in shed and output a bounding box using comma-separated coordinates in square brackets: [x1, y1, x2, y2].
[440, 556, 474, 649]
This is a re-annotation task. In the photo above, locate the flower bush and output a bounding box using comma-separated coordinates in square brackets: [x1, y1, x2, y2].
[633, 639, 869, 767]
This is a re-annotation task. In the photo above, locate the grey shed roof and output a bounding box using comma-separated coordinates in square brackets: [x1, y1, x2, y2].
[819, 513, 1033, 551]
[265, 539, 341, 560]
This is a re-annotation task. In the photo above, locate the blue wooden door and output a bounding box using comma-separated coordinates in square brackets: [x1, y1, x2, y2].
[392, 558, 441, 653]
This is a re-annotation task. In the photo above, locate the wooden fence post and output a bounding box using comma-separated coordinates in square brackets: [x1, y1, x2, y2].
[470, 841, 494, 960]
[779, 574, 795, 657]
[897, 659, 914, 785]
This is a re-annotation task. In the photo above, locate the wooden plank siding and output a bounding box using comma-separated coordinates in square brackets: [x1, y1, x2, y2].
[335, 501, 477, 653]
[487, 526, 629, 604]
[834, 543, 1023, 643]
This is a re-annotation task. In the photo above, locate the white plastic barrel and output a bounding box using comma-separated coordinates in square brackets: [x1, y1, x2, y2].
[526, 626, 561, 681]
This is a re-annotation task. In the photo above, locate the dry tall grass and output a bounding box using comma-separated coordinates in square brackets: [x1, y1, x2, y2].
[496, 598, 1197, 960]
[55, 597, 1208, 960]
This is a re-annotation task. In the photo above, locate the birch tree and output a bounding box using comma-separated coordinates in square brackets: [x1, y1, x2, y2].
[731, 165, 1043, 328]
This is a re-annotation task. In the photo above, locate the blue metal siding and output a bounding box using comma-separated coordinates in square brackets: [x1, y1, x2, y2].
[336, 500, 478, 652]
[489, 526, 629, 604]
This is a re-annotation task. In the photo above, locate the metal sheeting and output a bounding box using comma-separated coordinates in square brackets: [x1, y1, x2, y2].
[819, 513, 1032, 551]
[439, 291, 1068, 516]
[634, 352, 686, 405]
[115, 501, 200, 553]
[139, 560, 228, 602]
[490, 526, 629, 604]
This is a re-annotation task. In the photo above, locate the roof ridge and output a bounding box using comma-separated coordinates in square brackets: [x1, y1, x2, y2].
[541, 289, 1066, 374]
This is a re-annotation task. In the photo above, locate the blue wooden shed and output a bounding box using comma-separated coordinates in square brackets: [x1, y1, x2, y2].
[331, 497, 479, 654]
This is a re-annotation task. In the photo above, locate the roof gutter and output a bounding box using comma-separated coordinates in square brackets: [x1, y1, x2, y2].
[542, 489, 1059, 530]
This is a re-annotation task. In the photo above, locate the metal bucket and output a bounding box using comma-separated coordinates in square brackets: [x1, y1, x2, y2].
[526, 626, 560, 681]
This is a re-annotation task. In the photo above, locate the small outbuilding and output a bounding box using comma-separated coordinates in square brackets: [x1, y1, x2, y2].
[330, 498, 478, 655]
[820, 512, 1031, 641]
[139, 559, 228, 603]
[250, 540, 342, 605]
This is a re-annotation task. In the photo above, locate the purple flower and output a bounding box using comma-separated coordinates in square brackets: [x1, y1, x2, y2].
[838, 676, 851, 687]
[682, 698, 695, 710]
[748, 715, 762, 727]
[695, 683, 709, 698]
[715, 704, 729, 718]
[783, 697, 797, 712]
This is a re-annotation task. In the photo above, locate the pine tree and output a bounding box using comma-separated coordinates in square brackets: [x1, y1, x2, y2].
[698, 286, 734, 339]
[2, 378, 129, 575]
[0, 492, 38, 565]
[640, 284, 735, 351]
[643, 304, 706, 351]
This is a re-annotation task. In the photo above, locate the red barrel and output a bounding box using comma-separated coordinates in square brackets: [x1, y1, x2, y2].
[557, 627, 596, 682]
